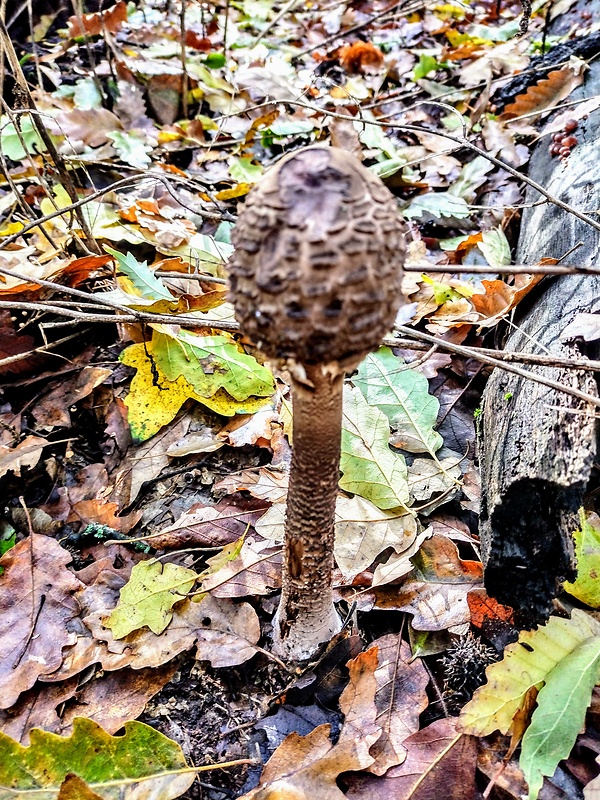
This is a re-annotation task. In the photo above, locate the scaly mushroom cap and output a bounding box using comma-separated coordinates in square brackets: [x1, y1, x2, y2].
[228, 146, 405, 369]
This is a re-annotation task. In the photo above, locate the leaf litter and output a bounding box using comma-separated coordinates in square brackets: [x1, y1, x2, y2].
[2, 0, 600, 797]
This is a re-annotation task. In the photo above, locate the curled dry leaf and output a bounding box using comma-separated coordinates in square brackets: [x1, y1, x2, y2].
[241, 648, 381, 800]
[0, 435, 47, 479]
[500, 58, 586, 122]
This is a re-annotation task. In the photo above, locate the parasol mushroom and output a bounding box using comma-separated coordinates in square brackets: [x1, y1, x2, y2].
[228, 146, 406, 661]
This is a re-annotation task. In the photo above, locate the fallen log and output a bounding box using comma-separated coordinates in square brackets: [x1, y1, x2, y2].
[478, 34, 600, 626]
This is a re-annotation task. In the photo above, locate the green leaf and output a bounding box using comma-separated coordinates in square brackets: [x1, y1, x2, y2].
[459, 610, 600, 737]
[105, 560, 197, 638]
[228, 156, 264, 184]
[0, 115, 45, 160]
[565, 510, 600, 608]
[354, 347, 443, 455]
[340, 385, 410, 511]
[413, 54, 441, 80]
[521, 635, 600, 800]
[203, 52, 226, 69]
[107, 130, 152, 169]
[479, 228, 511, 268]
[73, 77, 103, 110]
[0, 717, 194, 799]
[152, 327, 274, 402]
[105, 247, 174, 301]
[403, 192, 471, 223]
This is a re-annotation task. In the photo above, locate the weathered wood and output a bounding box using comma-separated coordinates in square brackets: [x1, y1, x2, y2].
[479, 49, 600, 626]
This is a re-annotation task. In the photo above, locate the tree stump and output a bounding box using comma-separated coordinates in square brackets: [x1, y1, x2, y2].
[478, 34, 600, 626]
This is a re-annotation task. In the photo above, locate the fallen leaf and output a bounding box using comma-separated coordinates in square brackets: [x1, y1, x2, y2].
[105, 560, 197, 638]
[241, 649, 381, 799]
[565, 510, 600, 608]
[200, 536, 282, 597]
[0, 435, 47, 478]
[459, 609, 600, 737]
[341, 386, 409, 511]
[32, 368, 111, 429]
[150, 497, 269, 549]
[500, 58, 586, 121]
[256, 496, 419, 583]
[345, 717, 477, 800]
[366, 634, 429, 775]
[379, 535, 482, 630]
[0, 536, 84, 710]
[354, 348, 443, 455]
[0, 717, 194, 799]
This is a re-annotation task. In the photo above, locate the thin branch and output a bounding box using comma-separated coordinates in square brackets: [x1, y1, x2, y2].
[394, 325, 600, 409]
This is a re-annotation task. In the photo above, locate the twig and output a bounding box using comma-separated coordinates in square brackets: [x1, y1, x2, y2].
[403, 263, 600, 275]
[295, 0, 423, 58]
[394, 325, 600, 409]
[0, 329, 88, 369]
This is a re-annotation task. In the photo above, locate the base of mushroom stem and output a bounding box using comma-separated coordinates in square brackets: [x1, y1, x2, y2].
[270, 602, 343, 662]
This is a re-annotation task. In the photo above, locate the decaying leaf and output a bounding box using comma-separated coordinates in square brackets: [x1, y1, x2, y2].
[0, 717, 194, 800]
[0, 536, 84, 710]
[241, 648, 381, 799]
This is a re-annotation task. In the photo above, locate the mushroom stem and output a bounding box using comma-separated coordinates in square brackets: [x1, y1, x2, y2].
[272, 364, 344, 660]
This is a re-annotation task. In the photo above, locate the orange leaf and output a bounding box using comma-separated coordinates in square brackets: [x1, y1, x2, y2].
[471, 274, 543, 325]
[500, 60, 585, 121]
[339, 42, 384, 74]
[67, 0, 127, 38]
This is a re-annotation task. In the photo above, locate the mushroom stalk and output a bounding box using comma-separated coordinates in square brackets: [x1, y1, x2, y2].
[228, 145, 405, 662]
[273, 366, 344, 658]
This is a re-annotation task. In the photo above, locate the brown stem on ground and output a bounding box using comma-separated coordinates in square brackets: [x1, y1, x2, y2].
[272, 365, 344, 660]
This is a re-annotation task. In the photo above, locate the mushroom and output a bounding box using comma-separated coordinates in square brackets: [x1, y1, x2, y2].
[228, 146, 406, 661]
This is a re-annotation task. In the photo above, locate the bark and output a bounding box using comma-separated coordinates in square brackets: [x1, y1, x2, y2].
[271, 364, 343, 660]
[478, 43, 600, 626]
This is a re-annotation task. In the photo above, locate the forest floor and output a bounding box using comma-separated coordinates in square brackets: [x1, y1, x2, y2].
[2, 0, 600, 798]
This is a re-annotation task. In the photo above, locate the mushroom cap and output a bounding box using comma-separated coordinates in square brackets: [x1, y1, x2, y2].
[228, 146, 406, 369]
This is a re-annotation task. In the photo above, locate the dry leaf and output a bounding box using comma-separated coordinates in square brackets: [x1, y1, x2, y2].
[500, 58, 586, 122]
[241, 649, 381, 799]
[0, 536, 84, 709]
[366, 634, 429, 775]
[345, 717, 477, 800]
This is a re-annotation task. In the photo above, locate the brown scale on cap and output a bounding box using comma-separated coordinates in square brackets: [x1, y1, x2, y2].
[228, 146, 406, 661]
[228, 146, 405, 371]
